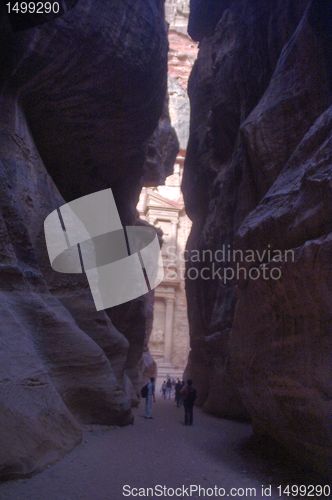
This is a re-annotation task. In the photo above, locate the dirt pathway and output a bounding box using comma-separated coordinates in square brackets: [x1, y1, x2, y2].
[0, 399, 320, 500]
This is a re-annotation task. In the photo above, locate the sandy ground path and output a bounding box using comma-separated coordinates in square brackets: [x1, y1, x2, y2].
[0, 398, 322, 500]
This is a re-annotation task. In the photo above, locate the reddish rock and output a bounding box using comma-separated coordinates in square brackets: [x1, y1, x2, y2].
[168, 31, 198, 91]
[0, 0, 174, 478]
[166, 1, 198, 151]
[183, 0, 332, 475]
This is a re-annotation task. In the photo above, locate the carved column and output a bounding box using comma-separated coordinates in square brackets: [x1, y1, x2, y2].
[164, 297, 174, 362]
[170, 219, 178, 247]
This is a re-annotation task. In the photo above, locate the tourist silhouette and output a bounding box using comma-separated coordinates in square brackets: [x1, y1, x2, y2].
[142, 377, 156, 419]
[166, 377, 172, 399]
[181, 380, 197, 425]
[175, 378, 183, 407]
[161, 380, 167, 400]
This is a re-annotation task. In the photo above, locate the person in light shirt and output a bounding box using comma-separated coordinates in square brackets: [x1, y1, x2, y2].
[145, 377, 156, 419]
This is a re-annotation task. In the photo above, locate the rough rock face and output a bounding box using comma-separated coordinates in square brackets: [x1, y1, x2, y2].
[183, 0, 332, 475]
[0, 0, 176, 479]
[166, 0, 198, 151]
[143, 100, 179, 187]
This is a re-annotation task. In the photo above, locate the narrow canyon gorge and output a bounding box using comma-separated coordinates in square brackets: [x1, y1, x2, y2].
[0, 0, 331, 488]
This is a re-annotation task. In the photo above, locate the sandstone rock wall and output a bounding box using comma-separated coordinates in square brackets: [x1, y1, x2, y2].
[183, 0, 332, 476]
[166, 0, 198, 150]
[0, 0, 176, 479]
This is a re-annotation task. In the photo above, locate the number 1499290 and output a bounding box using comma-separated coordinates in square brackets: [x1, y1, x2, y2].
[6, 2, 60, 14]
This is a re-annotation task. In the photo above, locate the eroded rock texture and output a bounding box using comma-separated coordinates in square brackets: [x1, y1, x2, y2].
[166, 0, 198, 151]
[183, 0, 332, 475]
[0, 0, 176, 479]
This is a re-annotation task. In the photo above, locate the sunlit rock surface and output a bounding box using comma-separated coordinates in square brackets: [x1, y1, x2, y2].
[166, 0, 198, 150]
[183, 0, 332, 475]
[0, 0, 175, 479]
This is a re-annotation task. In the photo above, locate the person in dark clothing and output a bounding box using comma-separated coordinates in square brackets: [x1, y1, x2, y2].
[144, 377, 156, 419]
[181, 379, 197, 425]
[166, 377, 172, 399]
[175, 379, 182, 407]
[161, 380, 167, 400]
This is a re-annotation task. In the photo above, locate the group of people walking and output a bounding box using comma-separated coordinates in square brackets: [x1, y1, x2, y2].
[141, 377, 197, 426]
[161, 378, 184, 408]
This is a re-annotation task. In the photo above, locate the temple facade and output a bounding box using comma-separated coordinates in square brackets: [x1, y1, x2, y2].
[138, 1, 196, 380]
[138, 159, 191, 379]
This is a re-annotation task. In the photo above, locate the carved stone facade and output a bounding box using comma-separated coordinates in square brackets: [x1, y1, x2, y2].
[138, 160, 191, 377]
[137, 1, 196, 380]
